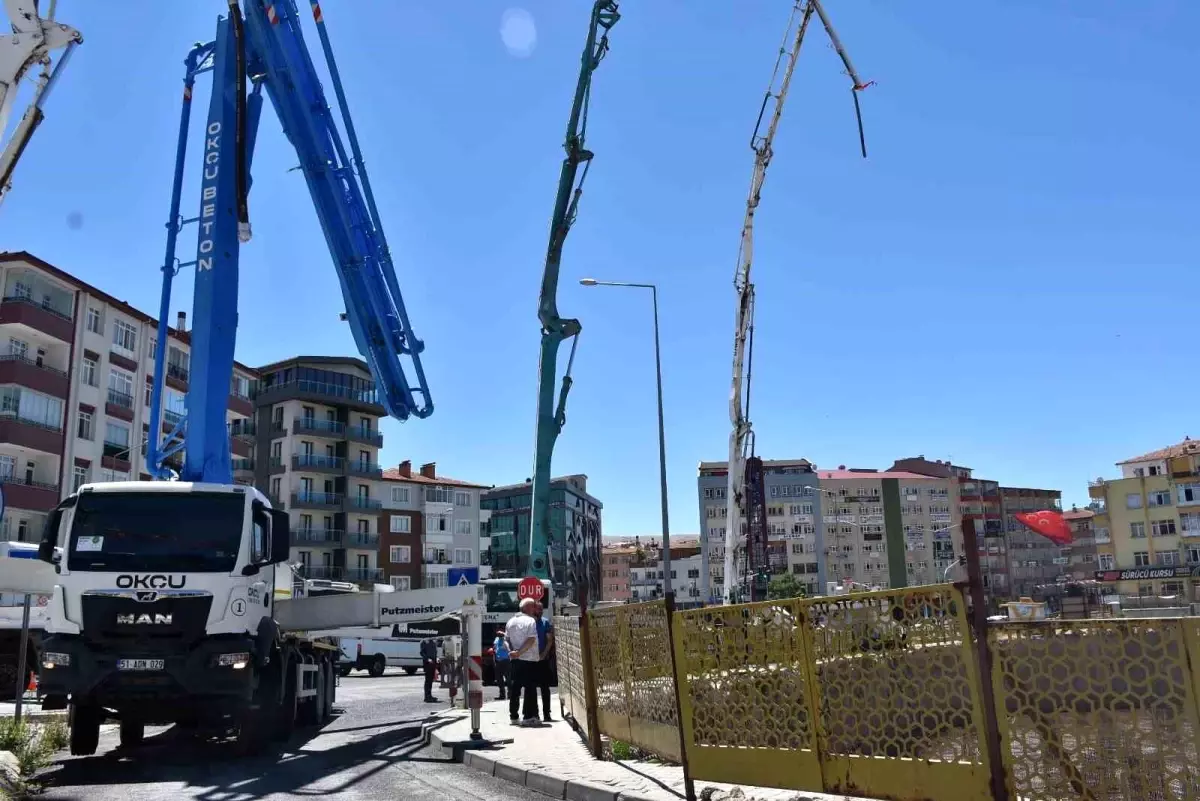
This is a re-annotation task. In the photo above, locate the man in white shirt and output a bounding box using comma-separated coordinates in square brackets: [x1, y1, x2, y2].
[504, 597, 542, 726]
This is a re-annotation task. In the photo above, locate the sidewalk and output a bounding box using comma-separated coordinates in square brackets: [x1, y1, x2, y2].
[425, 693, 873, 801]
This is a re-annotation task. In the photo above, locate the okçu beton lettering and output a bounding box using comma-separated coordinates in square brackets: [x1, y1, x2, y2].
[197, 120, 221, 272]
[115, 574, 187, 589]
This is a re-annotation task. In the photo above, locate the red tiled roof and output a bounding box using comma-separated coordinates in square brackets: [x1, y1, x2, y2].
[1117, 438, 1200, 465]
[817, 470, 944, 481]
[380, 467, 490, 489]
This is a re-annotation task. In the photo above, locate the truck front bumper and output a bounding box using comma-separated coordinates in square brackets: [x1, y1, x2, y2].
[38, 633, 258, 712]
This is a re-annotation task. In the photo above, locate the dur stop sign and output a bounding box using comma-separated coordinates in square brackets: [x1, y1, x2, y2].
[518, 576, 546, 602]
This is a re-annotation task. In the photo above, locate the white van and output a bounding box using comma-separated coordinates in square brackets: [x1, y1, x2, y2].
[337, 637, 423, 677]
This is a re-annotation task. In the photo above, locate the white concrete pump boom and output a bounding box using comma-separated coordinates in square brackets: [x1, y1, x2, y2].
[724, 0, 870, 604]
[0, 0, 81, 207]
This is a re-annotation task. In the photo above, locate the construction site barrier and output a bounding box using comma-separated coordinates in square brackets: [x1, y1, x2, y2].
[558, 585, 1200, 801]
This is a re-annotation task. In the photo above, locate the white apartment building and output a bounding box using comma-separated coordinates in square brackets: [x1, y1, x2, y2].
[0, 251, 256, 543]
[380, 461, 489, 590]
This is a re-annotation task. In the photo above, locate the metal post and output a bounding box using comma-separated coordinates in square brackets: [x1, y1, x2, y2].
[463, 599, 483, 739]
[577, 611, 603, 758]
[650, 285, 672, 599]
[662, 593, 696, 801]
[13, 594, 30, 721]
[960, 518, 1007, 801]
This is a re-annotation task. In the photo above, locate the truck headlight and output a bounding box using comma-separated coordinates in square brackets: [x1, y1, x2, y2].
[42, 652, 70, 669]
[216, 652, 250, 669]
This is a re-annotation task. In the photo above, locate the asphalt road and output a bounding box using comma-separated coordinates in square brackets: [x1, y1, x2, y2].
[34, 669, 547, 801]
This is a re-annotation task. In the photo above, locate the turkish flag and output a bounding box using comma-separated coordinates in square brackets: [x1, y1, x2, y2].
[1014, 510, 1073, 546]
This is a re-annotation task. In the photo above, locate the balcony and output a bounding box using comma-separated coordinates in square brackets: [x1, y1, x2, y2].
[301, 565, 343, 581]
[292, 417, 344, 438]
[347, 531, 380, 549]
[232, 457, 254, 476]
[346, 459, 382, 479]
[0, 354, 69, 398]
[347, 496, 382, 512]
[291, 528, 343, 546]
[105, 388, 135, 421]
[0, 475, 59, 512]
[0, 411, 63, 453]
[292, 453, 344, 475]
[255, 378, 382, 415]
[229, 419, 256, 439]
[346, 425, 383, 447]
[345, 567, 384, 584]
[291, 491, 343, 510]
[166, 362, 190, 389]
[0, 295, 73, 342]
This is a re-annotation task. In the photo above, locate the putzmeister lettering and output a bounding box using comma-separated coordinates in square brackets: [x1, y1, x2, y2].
[381, 604, 446, 616]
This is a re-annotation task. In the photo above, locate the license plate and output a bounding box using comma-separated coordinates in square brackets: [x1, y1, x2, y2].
[117, 659, 165, 671]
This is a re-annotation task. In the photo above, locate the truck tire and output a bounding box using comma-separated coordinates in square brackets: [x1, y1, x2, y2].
[324, 659, 336, 718]
[337, 664, 352, 677]
[68, 702, 101, 756]
[403, 666, 417, 676]
[367, 655, 385, 678]
[274, 659, 298, 740]
[236, 703, 269, 756]
[119, 719, 144, 748]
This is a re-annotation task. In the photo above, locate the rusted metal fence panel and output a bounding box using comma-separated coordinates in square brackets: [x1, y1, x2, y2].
[587, 600, 681, 761]
[553, 614, 589, 735]
[991, 617, 1200, 801]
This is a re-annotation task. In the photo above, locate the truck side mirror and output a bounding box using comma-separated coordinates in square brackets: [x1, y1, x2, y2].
[38, 507, 62, 564]
[269, 508, 290, 563]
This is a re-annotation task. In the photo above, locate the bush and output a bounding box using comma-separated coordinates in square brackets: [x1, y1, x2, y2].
[0, 716, 70, 796]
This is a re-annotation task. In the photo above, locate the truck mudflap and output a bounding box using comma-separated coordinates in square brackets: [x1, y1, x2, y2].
[37, 633, 257, 708]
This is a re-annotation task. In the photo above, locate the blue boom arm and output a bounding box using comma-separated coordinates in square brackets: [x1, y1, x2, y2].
[147, 0, 433, 484]
[526, 1, 619, 582]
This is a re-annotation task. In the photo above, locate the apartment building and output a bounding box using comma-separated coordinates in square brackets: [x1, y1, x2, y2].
[0, 251, 257, 542]
[627, 542, 704, 606]
[696, 459, 825, 603]
[379, 460, 489, 591]
[816, 468, 961, 590]
[481, 474, 602, 604]
[1062, 507, 1099, 582]
[600, 543, 636, 602]
[1089, 438, 1200, 599]
[1001, 486, 1067, 598]
[249, 356, 386, 587]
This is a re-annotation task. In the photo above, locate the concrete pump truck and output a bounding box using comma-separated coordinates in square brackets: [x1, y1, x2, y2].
[17, 0, 488, 757]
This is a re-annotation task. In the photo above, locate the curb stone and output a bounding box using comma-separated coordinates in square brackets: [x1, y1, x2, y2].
[426, 719, 656, 801]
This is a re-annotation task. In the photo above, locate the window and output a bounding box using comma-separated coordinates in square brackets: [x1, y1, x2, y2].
[1134, 551, 1150, 567]
[1, 387, 63, 429]
[80, 357, 97, 387]
[425, 486, 452, 504]
[390, 576, 411, 591]
[1179, 484, 1200, 505]
[389, 545, 411, 563]
[1149, 490, 1172, 507]
[1188, 546, 1200, 565]
[104, 420, 130, 447]
[86, 306, 102, 334]
[455, 519, 472, 536]
[7, 338, 27, 360]
[424, 572, 448, 588]
[1181, 513, 1200, 535]
[70, 464, 88, 492]
[230, 374, 250, 399]
[454, 548, 472, 564]
[1152, 519, 1177, 537]
[1098, 553, 1115, 570]
[1156, 551, 1180, 566]
[76, 410, 92, 440]
[390, 515, 411, 534]
[250, 518, 267, 564]
[454, 491, 471, 507]
[111, 318, 137, 354]
[108, 367, 133, 396]
[270, 477, 281, 499]
[391, 486, 409, 503]
[1130, 521, 1146, 538]
[99, 467, 129, 482]
[1126, 493, 1143, 509]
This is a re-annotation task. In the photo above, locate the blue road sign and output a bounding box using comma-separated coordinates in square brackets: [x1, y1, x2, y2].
[447, 566, 479, 587]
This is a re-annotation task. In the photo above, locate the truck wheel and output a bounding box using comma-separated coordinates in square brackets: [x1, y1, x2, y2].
[68, 702, 102, 756]
[236, 704, 269, 756]
[367, 655, 385, 678]
[274, 660, 298, 740]
[337, 664, 352, 678]
[403, 666, 417, 676]
[119, 719, 145, 748]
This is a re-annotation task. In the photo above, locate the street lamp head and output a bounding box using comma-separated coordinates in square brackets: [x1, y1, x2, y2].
[579, 278, 598, 286]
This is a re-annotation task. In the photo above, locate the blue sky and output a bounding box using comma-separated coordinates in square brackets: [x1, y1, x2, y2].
[3, 1, 1197, 536]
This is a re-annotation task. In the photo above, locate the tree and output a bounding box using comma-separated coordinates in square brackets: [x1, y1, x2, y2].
[767, 572, 805, 601]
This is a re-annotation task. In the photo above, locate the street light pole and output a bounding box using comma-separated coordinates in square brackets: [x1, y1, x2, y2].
[580, 278, 673, 596]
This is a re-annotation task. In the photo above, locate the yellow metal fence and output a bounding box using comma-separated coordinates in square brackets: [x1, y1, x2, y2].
[560, 587, 1200, 801]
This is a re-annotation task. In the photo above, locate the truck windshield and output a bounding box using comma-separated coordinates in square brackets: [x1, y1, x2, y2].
[67, 491, 245, 573]
[485, 584, 520, 615]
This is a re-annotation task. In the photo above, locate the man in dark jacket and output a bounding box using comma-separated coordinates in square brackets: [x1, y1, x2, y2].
[420, 637, 439, 702]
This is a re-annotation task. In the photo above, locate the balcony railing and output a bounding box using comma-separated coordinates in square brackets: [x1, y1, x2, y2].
[0, 409, 62, 433]
[346, 425, 383, 447]
[293, 453, 344, 471]
[293, 417, 344, 436]
[348, 496, 382, 511]
[348, 531, 380, 548]
[166, 363, 190, 383]
[163, 409, 184, 428]
[1, 293, 72, 321]
[102, 440, 131, 459]
[232, 457, 254, 472]
[301, 565, 343, 580]
[0, 353, 68, 378]
[347, 460, 382, 478]
[228, 419, 256, 438]
[345, 567, 383, 583]
[291, 528, 344, 545]
[291, 491, 343, 508]
[257, 378, 379, 407]
[106, 388, 134, 410]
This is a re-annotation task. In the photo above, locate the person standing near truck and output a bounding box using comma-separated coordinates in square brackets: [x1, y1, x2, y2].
[534, 601, 555, 722]
[420, 637, 439, 703]
[492, 626, 510, 701]
[504, 597, 541, 725]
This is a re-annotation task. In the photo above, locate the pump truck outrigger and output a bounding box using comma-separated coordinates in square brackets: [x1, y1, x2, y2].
[25, 0, 450, 757]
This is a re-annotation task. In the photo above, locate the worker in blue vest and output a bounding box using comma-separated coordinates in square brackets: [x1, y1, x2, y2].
[534, 601, 555, 722]
[492, 626, 511, 701]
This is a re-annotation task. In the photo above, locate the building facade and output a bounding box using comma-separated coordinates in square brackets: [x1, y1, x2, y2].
[481, 474, 602, 604]
[1062, 507, 1098, 582]
[379, 460, 489, 591]
[696, 459, 825, 603]
[1089, 439, 1200, 599]
[1001, 486, 1066, 598]
[0, 251, 257, 543]
[600, 543, 636, 602]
